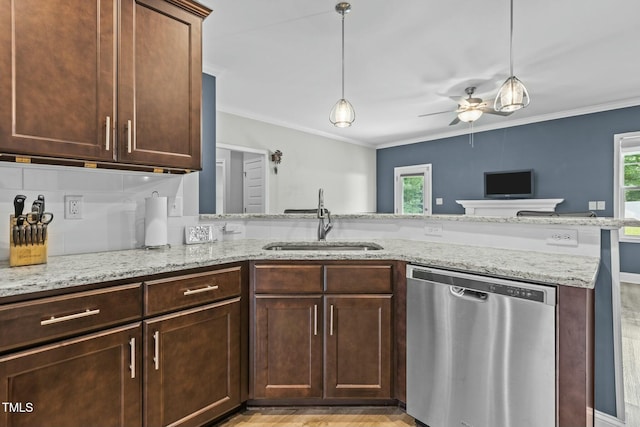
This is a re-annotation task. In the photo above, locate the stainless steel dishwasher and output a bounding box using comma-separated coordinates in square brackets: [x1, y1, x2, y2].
[406, 265, 556, 427]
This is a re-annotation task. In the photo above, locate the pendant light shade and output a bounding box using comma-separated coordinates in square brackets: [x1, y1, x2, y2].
[330, 98, 356, 128]
[494, 0, 530, 113]
[495, 75, 529, 112]
[330, 2, 355, 127]
[457, 108, 483, 123]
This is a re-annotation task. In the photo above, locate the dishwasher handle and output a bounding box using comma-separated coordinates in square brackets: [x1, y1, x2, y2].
[450, 286, 488, 301]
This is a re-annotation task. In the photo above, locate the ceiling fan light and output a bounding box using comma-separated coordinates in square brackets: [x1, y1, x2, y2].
[494, 76, 530, 113]
[458, 108, 483, 123]
[330, 98, 355, 127]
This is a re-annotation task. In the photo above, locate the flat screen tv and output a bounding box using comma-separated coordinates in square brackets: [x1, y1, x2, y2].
[484, 169, 534, 199]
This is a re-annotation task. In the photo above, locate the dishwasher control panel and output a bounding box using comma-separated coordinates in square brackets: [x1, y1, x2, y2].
[409, 266, 552, 304]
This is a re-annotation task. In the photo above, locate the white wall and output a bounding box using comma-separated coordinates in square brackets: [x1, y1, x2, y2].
[216, 111, 376, 214]
[0, 163, 200, 261]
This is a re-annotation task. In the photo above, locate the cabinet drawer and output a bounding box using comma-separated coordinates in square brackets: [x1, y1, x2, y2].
[145, 267, 241, 316]
[325, 265, 393, 293]
[254, 265, 323, 294]
[0, 283, 142, 353]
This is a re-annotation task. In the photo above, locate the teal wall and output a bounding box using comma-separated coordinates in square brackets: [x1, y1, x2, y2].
[199, 73, 216, 214]
[377, 106, 640, 417]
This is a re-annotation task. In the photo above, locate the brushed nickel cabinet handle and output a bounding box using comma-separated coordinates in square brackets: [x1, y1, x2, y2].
[153, 331, 160, 370]
[129, 337, 136, 379]
[183, 285, 219, 296]
[314, 304, 318, 336]
[40, 308, 100, 326]
[330, 304, 334, 336]
[105, 116, 111, 151]
[127, 120, 132, 153]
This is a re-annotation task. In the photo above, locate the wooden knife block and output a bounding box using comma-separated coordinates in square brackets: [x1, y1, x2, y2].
[9, 215, 48, 267]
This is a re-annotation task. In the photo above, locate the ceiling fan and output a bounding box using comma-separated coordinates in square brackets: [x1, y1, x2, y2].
[419, 86, 513, 126]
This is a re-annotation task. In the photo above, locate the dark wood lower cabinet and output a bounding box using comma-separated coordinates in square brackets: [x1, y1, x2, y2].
[0, 324, 142, 427]
[253, 296, 323, 399]
[324, 295, 392, 399]
[144, 298, 241, 427]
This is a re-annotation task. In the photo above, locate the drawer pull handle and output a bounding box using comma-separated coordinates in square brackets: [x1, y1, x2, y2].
[129, 337, 136, 379]
[183, 285, 219, 296]
[153, 331, 160, 370]
[40, 308, 101, 326]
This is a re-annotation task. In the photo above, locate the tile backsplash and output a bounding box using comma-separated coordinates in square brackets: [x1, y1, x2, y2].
[0, 162, 200, 261]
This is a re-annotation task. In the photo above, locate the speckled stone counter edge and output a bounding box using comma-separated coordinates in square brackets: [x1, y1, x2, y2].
[0, 239, 600, 299]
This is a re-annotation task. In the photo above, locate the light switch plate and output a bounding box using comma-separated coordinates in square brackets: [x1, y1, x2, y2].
[596, 201, 605, 210]
[185, 225, 215, 244]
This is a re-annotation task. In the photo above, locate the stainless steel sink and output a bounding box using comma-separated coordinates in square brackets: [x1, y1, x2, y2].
[263, 242, 383, 251]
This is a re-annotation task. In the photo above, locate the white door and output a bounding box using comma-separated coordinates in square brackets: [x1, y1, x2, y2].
[243, 156, 265, 213]
[394, 164, 432, 215]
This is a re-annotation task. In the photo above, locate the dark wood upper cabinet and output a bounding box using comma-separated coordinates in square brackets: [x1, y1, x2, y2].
[0, 0, 117, 162]
[118, 0, 205, 170]
[0, 0, 210, 171]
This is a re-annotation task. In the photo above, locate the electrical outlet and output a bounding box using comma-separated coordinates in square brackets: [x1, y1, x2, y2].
[435, 198, 443, 206]
[596, 201, 606, 210]
[168, 197, 183, 217]
[546, 229, 578, 247]
[64, 195, 83, 219]
[424, 223, 443, 236]
[588, 201, 597, 210]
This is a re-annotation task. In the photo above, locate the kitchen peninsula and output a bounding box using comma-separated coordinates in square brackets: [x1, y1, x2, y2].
[0, 214, 635, 427]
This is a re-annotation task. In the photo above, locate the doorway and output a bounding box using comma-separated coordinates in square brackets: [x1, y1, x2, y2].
[393, 164, 432, 215]
[216, 144, 269, 214]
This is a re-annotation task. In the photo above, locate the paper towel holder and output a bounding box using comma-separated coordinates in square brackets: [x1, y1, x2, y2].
[143, 191, 171, 250]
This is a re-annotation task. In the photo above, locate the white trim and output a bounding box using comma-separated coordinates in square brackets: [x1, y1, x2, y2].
[620, 272, 640, 284]
[216, 106, 371, 148]
[595, 409, 626, 427]
[377, 99, 640, 150]
[613, 131, 640, 243]
[393, 164, 432, 216]
[610, 229, 626, 424]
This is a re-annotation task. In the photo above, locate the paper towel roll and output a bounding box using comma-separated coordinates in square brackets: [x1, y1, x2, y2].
[145, 193, 168, 247]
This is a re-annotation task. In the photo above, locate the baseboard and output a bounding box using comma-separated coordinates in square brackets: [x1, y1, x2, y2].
[620, 272, 640, 284]
[595, 410, 625, 427]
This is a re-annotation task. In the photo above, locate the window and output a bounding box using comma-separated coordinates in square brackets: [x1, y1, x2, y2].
[614, 132, 640, 240]
[394, 164, 432, 215]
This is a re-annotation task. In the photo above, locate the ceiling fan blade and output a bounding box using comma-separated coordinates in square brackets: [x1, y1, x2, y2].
[480, 107, 514, 116]
[451, 96, 470, 107]
[418, 110, 452, 118]
[449, 116, 461, 126]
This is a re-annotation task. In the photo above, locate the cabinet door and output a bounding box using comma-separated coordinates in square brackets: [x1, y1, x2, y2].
[0, 324, 141, 427]
[0, 0, 116, 161]
[324, 295, 393, 399]
[118, 0, 203, 170]
[144, 299, 240, 427]
[254, 296, 323, 399]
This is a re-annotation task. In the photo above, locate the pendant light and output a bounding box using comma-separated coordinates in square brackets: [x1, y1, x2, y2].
[329, 2, 355, 128]
[494, 0, 530, 113]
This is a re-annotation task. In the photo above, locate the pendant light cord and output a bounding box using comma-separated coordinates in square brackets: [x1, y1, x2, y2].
[509, 0, 514, 77]
[341, 12, 345, 99]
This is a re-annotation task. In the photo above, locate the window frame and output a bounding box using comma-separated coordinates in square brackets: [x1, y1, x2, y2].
[393, 164, 432, 216]
[614, 131, 640, 242]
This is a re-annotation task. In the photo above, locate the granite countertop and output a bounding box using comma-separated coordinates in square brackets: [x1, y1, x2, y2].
[199, 213, 640, 229]
[0, 239, 600, 299]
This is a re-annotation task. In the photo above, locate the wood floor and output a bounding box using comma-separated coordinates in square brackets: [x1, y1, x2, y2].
[217, 407, 416, 427]
[622, 282, 640, 427]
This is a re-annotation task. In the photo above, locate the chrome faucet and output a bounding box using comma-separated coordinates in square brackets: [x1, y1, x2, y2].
[317, 188, 333, 241]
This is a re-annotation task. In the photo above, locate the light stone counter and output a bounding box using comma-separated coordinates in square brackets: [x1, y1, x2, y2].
[0, 239, 600, 300]
[199, 213, 640, 229]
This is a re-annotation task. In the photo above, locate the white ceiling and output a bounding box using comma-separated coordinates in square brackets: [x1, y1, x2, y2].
[200, 0, 640, 148]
